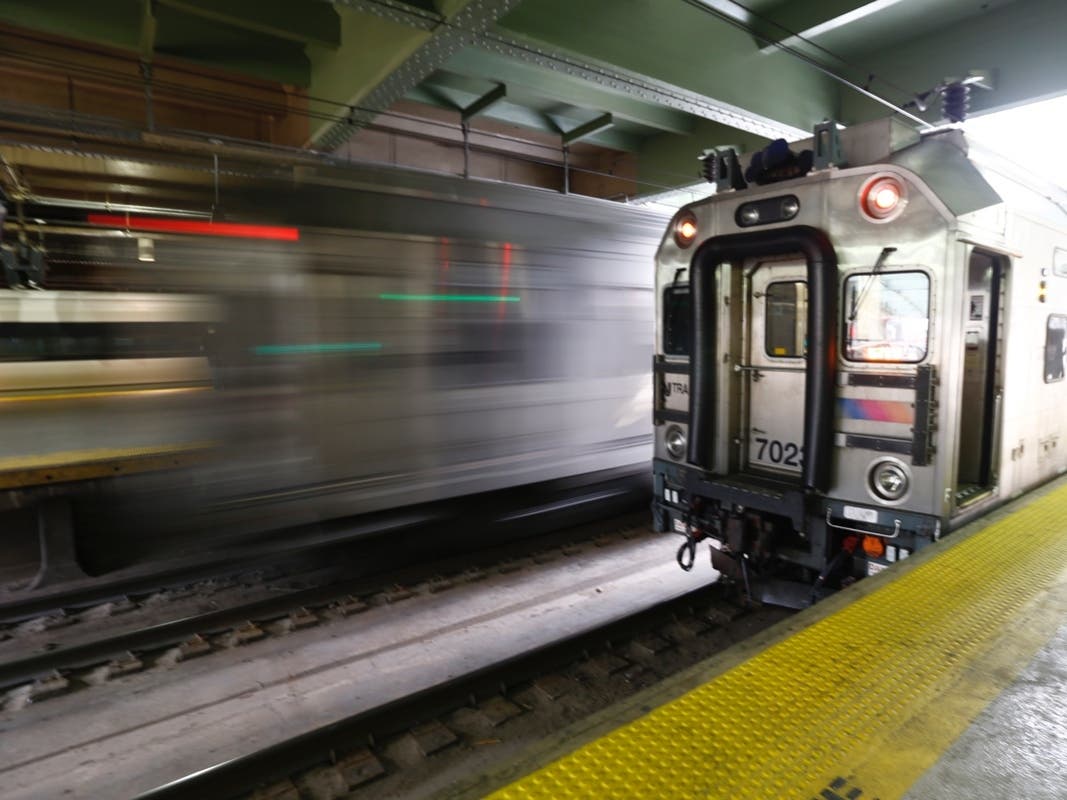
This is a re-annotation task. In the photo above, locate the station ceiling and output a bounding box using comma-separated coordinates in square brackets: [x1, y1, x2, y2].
[0, 0, 1063, 195]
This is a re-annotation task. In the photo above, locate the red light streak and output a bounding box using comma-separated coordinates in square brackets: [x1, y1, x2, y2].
[87, 214, 300, 241]
[499, 242, 512, 320]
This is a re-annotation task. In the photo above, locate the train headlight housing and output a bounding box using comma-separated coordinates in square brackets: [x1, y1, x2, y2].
[869, 459, 910, 502]
[673, 212, 698, 248]
[664, 425, 687, 460]
[859, 174, 906, 222]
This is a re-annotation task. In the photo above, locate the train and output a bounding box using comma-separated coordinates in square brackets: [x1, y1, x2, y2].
[652, 117, 1067, 606]
[0, 136, 667, 585]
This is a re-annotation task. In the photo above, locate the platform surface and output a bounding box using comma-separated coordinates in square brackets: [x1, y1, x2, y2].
[467, 476, 1067, 800]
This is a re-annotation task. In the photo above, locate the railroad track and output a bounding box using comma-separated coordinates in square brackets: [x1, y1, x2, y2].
[0, 516, 791, 800]
[142, 580, 789, 800]
[0, 508, 653, 710]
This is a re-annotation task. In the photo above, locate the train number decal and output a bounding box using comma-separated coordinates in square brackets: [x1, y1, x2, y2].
[753, 437, 804, 468]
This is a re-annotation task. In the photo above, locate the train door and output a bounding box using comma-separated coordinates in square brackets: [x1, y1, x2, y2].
[743, 260, 807, 478]
[954, 248, 1007, 508]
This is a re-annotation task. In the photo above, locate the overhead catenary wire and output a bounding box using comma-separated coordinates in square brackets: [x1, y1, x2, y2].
[679, 0, 935, 130]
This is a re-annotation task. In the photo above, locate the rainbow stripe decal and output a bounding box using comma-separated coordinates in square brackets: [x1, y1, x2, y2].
[838, 397, 914, 424]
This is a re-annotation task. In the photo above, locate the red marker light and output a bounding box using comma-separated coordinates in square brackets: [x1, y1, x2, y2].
[859, 176, 906, 222]
[873, 185, 899, 210]
[87, 214, 299, 241]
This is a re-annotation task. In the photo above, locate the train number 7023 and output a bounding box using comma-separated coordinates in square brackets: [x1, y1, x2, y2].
[754, 437, 804, 467]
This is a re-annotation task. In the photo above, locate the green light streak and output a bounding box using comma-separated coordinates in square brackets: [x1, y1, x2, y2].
[378, 293, 519, 303]
[252, 342, 383, 356]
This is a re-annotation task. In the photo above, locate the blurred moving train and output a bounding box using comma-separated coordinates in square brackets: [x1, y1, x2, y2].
[0, 137, 666, 583]
[653, 118, 1067, 604]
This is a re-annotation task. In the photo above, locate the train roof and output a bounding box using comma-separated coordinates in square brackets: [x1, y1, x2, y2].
[694, 117, 1067, 229]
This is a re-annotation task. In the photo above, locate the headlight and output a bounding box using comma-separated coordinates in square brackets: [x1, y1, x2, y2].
[673, 211, 698, 248]
[665, 425, 687, 460]
[870, 460, 909, 501]
[858, 174, 907, 222]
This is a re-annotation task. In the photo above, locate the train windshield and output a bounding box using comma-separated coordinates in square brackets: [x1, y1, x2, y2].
[844, 271, 929, 363]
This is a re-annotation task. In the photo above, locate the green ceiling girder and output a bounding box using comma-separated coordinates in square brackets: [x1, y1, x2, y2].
[434, 52, 696, 136]
[561, 112, 613, 145]
[434, 0, 470, 18]
[0, 0, 142, 51]
[0, 0, 322, 86]
[152, 4, 311, 85]
[308, 0, 523, 151]
[497, 0, 839, 137]
[307, 8, 431, 143]
[838, 0, 1067, 126]
[156, 0, 341, 48]
[754, 0, 905, 50]
[139, 0, 157, 61]
[461, 83, 506, 120]
[405, 83, 645, 151]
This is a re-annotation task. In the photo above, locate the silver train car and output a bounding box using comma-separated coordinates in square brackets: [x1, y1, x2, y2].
[0, 145, 666, 576]
[653, 119, 1067, 602]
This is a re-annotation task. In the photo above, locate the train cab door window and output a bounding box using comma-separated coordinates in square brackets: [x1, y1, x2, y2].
[1054, 248, 1067, 278]
[1044, 315, 1067, 383]
[744, 266, 807, 477]
[765, 281, 807, 358]
[844, 271, 930, 363]
[663, 285, 691, 356]
[955, 249, 1007, 509]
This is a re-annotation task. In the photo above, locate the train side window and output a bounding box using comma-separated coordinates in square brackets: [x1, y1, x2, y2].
[765, 281, 807, 357]
[0, 322, 209, 361]
[663, 285, 691, 356]
[1054, 248, 1067, 278]
[844, 271, 929, 363]
[1045, 315, 1067, 383]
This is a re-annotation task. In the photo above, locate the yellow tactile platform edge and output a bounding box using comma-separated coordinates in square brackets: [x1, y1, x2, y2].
[489, 481, 1067, 800]
[0, 443, 214, 489]
[0, 385, 210, 404]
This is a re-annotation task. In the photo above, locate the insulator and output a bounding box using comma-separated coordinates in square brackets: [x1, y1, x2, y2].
[941, 82, 970, 123]
[701, 155, 717, 184]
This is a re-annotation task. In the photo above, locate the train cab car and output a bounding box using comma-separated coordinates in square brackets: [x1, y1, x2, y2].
[652, 118, 1067, 604]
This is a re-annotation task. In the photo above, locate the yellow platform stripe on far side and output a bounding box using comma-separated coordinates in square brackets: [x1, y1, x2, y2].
[0, 385, 211, 404]
[485, 479, 1067, 800]
[0, 443, 214, 489]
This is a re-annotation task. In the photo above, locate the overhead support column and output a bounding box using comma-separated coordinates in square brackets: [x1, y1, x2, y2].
[460, 83, 506, 177]
[139, 0, 158, 131]
[560, 112, 613, 194]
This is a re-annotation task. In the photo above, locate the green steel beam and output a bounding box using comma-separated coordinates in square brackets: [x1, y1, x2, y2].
[561, 112, 613, 145]
[754, 0, 906, 51]
[310, 0, 522, 151]
[442, 50, 698, 136]
[156, 0, 341, 48]
[405, 87, 644, 150]
[139, 0, 157, 61]
[495, 0, 834, 138]
[0, 0, 141, 50]
[462, 83, 506, 120]
[0, 0, 315, 85]
[152, 4, 311, 85]
[838, 0, 1067, 125]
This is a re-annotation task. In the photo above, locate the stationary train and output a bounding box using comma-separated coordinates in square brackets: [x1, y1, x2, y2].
[0, 137, 665, 579]
[653, 118, 1067, 605]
